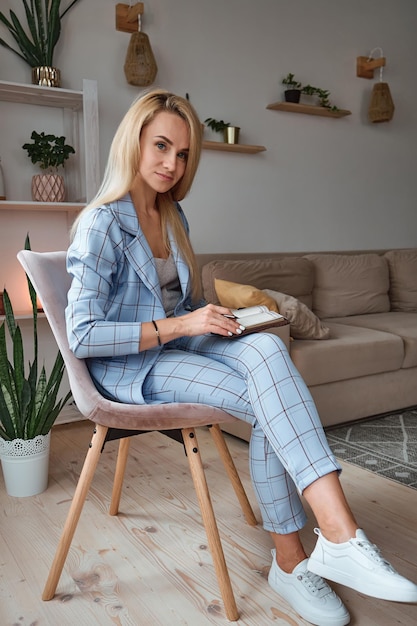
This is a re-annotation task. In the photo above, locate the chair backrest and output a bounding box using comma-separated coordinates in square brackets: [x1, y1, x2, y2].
[17, 250, 237, 431]
[17, 250, 103, 418]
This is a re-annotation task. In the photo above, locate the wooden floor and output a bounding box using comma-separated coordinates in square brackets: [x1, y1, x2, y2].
[1, 420, 416, 626]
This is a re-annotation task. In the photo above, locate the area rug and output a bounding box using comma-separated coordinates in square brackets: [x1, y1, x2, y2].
[325, 409, 417, 490]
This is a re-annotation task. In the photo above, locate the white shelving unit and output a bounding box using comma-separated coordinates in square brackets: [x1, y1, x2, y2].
[0, 78, 100, 210]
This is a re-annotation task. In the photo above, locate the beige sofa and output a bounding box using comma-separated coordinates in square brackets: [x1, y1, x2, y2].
[196, 248, 417, 440]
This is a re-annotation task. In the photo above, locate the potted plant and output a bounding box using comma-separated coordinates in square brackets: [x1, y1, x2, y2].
[282, 73, 302, 103]
[0, 235, 71, 497]
[204, 117, 240, 144]
[0, 0, 83, 87]
[22, 130, 75, 202]
[301, 84, 340, 111]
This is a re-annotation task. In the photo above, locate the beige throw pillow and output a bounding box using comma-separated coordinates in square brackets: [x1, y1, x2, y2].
[384, 249, 417, 312]
[214, 279, 279, 312]
[264, 289, 330, 340]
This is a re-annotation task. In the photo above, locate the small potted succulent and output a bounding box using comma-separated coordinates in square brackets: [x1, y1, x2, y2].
[282, 73, 302, 103]
[22, 131, 75, 202]
[204, 117, 240, 144]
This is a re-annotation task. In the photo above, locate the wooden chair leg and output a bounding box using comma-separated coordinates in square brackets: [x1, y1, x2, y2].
[109, 437, 131, 516]
[209, 424, 257, 527]
[182, 427, 239, 622]
[42, 424, 108, 601]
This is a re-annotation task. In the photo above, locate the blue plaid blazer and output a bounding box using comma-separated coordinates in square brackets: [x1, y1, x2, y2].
[66, 194, 197, 403]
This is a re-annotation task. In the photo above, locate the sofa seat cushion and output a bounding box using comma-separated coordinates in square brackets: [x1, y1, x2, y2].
[304, 253, 390, 318]
[290, 322, 404, 386]
[325, 312, 417, 368]
[201, 257, 314, 308]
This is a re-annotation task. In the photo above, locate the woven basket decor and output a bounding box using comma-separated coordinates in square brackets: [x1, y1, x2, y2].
[368, 82, 395, 123]
[124, 32, 158, 87]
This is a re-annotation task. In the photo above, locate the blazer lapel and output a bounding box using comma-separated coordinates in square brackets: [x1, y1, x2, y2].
[112, 195, 191, 310]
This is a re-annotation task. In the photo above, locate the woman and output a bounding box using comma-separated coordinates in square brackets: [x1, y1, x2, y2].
[66, 89, 417, 626]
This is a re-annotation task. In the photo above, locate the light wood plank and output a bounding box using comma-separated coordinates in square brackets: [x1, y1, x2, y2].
[1, 420, 416, 625]
[266, 101, 351, 118]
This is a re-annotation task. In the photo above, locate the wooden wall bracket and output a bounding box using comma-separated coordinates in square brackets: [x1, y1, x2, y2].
[356, 56, 386, 79]
[116, 3, 144, 33]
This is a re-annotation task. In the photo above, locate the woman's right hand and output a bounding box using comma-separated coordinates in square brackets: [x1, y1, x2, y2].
[176, 303, 245, 338]
[139, 304, 245, 351]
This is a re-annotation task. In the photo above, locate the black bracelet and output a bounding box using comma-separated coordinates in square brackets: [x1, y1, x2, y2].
[152, 320, 161, 346]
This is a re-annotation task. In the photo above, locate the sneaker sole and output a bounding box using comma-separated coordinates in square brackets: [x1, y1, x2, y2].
[308, 557, 417, 603]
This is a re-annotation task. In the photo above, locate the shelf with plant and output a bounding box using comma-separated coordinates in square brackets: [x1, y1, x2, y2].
[269, 73, 351, 118]
[0, 78, 99, 210]
[203, 117, 266, 153]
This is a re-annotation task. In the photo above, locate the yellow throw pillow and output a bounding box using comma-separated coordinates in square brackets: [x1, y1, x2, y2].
[214, 279, 279, 312]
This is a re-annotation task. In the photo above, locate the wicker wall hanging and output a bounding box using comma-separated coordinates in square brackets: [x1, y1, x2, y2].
[116, 3, 158, 87]
[357, 48, 394, 123]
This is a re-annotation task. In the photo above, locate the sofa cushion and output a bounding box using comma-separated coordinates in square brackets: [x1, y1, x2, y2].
[384, 249, 417, 312]
[325, 312, 417, 369]
[214, 279, 279, 312]
[305, 253, 390, 318]
[290, 321, 404, 387]
[264, 288, 330, 340]
[201, 257, 314, 307]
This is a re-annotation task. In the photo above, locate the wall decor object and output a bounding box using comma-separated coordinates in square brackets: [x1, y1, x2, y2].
[116, 2, 158, 87]
[0, 0, 83, 87]
[357, 48, 394, 123]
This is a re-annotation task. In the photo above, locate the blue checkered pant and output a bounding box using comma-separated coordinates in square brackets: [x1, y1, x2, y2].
[142, 332, 341, 534]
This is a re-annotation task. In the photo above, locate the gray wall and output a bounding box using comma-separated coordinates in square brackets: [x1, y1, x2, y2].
[1, 0, 416, 254]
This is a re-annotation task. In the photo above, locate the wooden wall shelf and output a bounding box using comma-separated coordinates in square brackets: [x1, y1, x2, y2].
[267, 101, 351, 118]
[0, 201, 82, 212]
[0, 79, 99, 204]
[0, 80, 83, 110]
[202, 141, 266, 154]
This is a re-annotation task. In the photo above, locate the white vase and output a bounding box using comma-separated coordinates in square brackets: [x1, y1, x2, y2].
[0, 432, 51, 497]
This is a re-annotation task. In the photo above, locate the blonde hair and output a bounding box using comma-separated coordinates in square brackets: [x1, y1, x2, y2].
[71, 89, 203, 299]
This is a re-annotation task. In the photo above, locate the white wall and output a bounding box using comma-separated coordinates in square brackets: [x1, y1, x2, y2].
[1, 0, 417, 258]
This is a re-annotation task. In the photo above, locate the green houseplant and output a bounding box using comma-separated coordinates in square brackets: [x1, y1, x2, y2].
[301, 84, 339, 111]
[281, 73, 340, 111]
[204, 117, 240, 145]
[0, 0, 83, 86]
[0, 235, 71, 496]
[282, 72, 302, 103]
[22, 130, 75, 201]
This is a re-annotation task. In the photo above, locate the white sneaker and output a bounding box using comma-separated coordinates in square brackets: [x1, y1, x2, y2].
[308, 528, 417, 602]
[268, 549, 350, 626]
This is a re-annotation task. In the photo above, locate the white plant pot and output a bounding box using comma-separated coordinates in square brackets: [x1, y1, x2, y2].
[0, 432, 50, 497]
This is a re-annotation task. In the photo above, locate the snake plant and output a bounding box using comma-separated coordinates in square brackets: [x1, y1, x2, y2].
[0, 235, 71, 441]
[0, 0, 82, 68]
